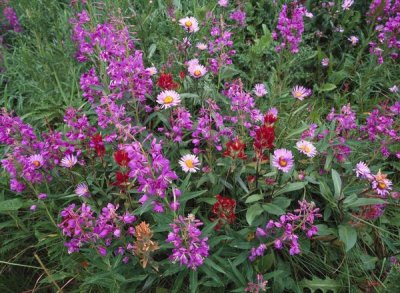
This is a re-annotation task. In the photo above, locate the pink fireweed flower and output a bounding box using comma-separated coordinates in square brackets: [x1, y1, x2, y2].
[292, 85, 312, 100]
[254, 84, 268, 97]
[321, 58, 329, 67]
[196, 43, 208, 50]
[188, 63, 207, 78]
[75, 183, 90, 197]
[179, 154, 200, 173]
[342, 0, 354, 10]
[29, 154, 44, 169]
[146, 67, 158, 76]
[372, 170, 392, 197]
[156, 90, 181, 109]
[296, 140, 317, 158]
[272, 149, 294, 173]
[354, 162, 372, 180]
[179, 17, 199, 33]
[60, 154, 78, 168]
[348, 35, 359, 46]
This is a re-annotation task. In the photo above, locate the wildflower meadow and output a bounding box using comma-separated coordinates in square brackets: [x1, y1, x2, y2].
[0, 0, 399, 292]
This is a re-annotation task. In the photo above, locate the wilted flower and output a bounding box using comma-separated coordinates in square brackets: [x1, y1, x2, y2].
[296, 140, 317, 158]
[292, 85, 312, 100]
[157, 90, 181, 109]
[272, 148, 294, 173]
[372, 170, 392, 197]
[60, 154, 78, 168]
[132, 222, 159, 268]
[179, 154, 200, 173]
[246, 274, 268, 293]
[179, 17, 199, 33]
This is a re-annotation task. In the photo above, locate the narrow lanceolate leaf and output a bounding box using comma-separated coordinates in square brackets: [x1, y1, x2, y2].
[331, 169, 342, 199]
[274, 182, 307, 196]
[338, 225, 357, 252]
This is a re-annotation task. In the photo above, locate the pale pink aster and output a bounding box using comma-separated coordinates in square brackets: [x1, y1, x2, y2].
[188, 64, 207, 78]
[372, 170, 392, 197]
[196, 43, 208, 50]
[60, 154, 77, 168]
[348, 36, 359, 46]
[156, 90, 181, 109]
[389, 85, 398, 93]
[75, 183, 90, 197]
[179, 17, 199, 33]
[29, 154, 44, 169]
[296, 140, 317, 158]
[179, 154, 200, 173]
[272, 149, 294, 173]
[254, 84, 268, 97]
[342, 0, 354, 10]
[321, 58, 329, 67]
[146, 67, 158, 76]
[218, 0, 229, 7]
[186, 58, 200, 68]
[292, 85, 312, 101]
[354, 162, 372, 180]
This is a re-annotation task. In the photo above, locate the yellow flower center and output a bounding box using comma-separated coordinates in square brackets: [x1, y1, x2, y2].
[33, 160, 41, 167]
[164, 96, 173, 104]
[185, 159, 194, 168]
[378, 182, 386, 190]
[185, 21, 192, 27]
[301, 145, 311, 153]
[194, 70, 202, 76]
[278, 157, 287, 167]
[294, 91, 302, 98]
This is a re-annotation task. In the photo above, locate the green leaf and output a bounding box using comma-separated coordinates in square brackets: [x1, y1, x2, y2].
[273, 182, 307, 196]
[189, 270, 198, 293]
[246, 204, 264, 225]
[319, 83, 337, 92]
[262, 203, 285, 216]
[245, 194, 263, 204]
[0, 199, 23, 212]
[338, 225, 357, 252]
[256, 251, 275, 273]
[344, 197, 386, 208]
[300, 276, 341, 292]
[331, 169, 342, 199]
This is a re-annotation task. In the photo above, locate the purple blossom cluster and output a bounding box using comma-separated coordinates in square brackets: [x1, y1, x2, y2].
[64, 108, 96, 142]
[360, 103, 399, 158]
[229, 10, 246, 27]
[59, 202, 136, 261]
[222, 79, 263, 135]
[166, 215, 209, 270]
[2, 6, 22, 32]
[205, 16, 236, 74]
[158, 107, 193, 142]
[0, 110, 76, 192]
[192, 99, 234, 153]
[273, 3, 311, 53]
[367, 0, 400, 63]
[250, 200, 321, 261]
[124, 138, 178, 212]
